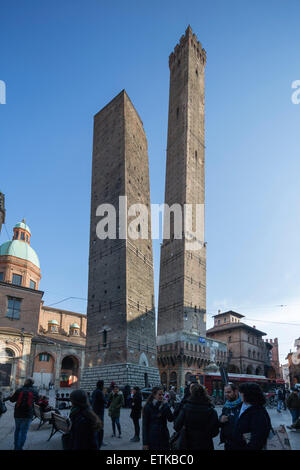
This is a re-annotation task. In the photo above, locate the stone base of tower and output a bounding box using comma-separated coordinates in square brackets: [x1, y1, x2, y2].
[80, 363, 161, 392]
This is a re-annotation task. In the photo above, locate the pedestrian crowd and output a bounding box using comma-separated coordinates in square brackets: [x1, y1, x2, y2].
[1, 377, 300, 450]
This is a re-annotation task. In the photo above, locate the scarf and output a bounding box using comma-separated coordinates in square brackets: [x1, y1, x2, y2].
[223, 396, 242, 409]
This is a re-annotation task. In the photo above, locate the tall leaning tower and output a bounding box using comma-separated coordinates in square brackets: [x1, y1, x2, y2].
[81, 90, 160, 391]
[156, 27, 225, 390]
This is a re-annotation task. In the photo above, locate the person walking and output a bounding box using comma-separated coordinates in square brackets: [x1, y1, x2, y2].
[219, 383, 242, 450]
[142, 386, 174, 451]
[174, 383, 219, 450]
[276, 387, 284, 413]
[123, 384, 131, 408]
[3, 378, 39, 450]
[230, 382, 271, 450]
[130, 386, 142, 442]
[91, 380, 106, 448]
[286, 387, 300, 428]
[68, 389, 102, 450]
[108, 385, 124, 438]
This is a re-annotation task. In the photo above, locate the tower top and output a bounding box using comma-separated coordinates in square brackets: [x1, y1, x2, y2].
[169, 26, 206, 68]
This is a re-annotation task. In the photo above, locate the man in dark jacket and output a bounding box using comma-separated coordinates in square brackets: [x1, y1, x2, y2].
[286, 388, 300, 427]
[130, 386, 142, 442]
[4, 377, 39, 450]
[91, 380, 106, 448]
[219, 383, 242, 450]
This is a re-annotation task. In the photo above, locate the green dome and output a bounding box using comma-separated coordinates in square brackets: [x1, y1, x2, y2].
[0, 240, 40, 268]
[14, 221, 31, 235]
[70, 323, 80, 328]
[48, 320, 59, 325]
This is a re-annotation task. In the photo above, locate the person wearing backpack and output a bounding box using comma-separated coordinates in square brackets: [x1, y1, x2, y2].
[4, 377, 39, 450]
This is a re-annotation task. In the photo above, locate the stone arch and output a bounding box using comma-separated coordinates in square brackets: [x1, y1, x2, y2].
[169, 371, 177, 389]
[161, 372, 167, 386]
[228, 364, 240, 373]
[255, 366, 262, 375]
[246, 364, 253, 375]
[0, 347, 16, 388]
[192, 314, 198, 330]
[185, 372, 192, 384]
[139, 352, 149, 367]
[60, 355, 80, 388]
[267, 366, 276, 379]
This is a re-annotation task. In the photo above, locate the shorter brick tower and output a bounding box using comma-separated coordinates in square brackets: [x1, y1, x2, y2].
[81, 90, 160, 391]
[265, 338, 281, 378]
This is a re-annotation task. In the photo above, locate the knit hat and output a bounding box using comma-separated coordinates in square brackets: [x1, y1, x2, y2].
[70, 389, 89, 407]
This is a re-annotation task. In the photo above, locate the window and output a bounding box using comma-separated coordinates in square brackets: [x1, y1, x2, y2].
[0, 272, 3, 281]
[26, 235, 28, 242]
[29, 280, 36, 290]
[6, 297, 21, 319]
[15, 231, 19, 239]
[224, 317, 227, 323]
[12, 274, 22, 286]
[103, 330, 107, 348]
[217, 320, 220, 325]
[39, 353, 50, 362]
[176, 107, 179, 119]
[20, 232, 25, 240]
[228, 336, 231, 342]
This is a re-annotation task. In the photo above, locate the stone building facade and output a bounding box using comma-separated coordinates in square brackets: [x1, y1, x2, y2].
[81, 90, 159, 391]
[206, 311, 273, 376]
[0, 220, 87, 392]
[286, 338, 300, 386]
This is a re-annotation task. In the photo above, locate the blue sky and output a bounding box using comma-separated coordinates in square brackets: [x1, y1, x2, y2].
[1, 0, 300, 363]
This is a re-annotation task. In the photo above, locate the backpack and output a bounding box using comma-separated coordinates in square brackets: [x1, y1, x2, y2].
[16, 389, 34, 413]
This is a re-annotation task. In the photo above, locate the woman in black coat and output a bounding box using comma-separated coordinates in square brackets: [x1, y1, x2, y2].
[174, 383, 219, 450]
[142, 387, 174, 450]
[68, 389, 102, 450]
[130, 386, 143, 442]
[231, 382, 271, 450]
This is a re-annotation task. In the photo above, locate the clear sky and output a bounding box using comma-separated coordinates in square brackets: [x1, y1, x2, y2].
[1, 0, 300, 363]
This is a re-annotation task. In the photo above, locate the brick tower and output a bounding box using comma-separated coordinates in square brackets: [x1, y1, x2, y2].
[156, 27, 224, 390]
[81, 90, 160, 390]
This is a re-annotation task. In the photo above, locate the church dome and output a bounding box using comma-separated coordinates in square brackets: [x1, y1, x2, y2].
[0, 220, 40, 269]
[0, 240, 40, 268]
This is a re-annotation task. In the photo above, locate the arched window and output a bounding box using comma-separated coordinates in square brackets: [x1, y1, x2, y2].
[103, 330, 107, 348]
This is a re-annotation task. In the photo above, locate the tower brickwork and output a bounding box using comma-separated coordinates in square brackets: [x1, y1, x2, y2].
[158, 26, 207, 338]
[81, 90, 159, 390]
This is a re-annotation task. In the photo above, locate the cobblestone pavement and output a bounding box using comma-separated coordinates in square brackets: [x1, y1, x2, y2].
[0, 400, 299, 450]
